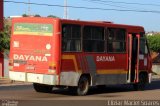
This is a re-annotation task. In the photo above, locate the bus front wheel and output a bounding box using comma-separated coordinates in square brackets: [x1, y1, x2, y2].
[77, 76, 89, 96]
[133, 73, 148, 91]
[33, 83, 53, 93]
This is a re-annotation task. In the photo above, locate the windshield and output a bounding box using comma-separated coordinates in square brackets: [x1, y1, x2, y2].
[13, 23, 53, 36]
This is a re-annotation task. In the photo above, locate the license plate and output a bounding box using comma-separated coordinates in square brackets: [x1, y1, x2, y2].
[26, 65, 35, 70]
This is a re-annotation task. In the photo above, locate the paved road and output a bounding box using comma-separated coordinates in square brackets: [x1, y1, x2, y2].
[0, 80, 160, 106]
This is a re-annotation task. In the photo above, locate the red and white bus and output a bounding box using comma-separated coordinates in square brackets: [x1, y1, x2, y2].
[9, 17, 152, 95]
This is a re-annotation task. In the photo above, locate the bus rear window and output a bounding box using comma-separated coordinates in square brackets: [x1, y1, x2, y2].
[13, 23, 53, 36]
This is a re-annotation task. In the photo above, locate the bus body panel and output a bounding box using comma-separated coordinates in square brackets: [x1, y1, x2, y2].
[61, 53, 128, 86]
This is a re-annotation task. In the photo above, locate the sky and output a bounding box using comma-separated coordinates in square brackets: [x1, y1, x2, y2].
[4, 0, 160, 32]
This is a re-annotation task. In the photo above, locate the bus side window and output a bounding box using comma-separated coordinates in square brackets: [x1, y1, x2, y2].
[83, 26, 105, 52]
[62, 24, 81, 52]
[140, 38, 148, 54]
[107, 28, 126, 53]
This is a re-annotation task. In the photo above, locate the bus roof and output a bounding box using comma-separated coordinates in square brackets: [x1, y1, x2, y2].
[12, 17, 145, 33]
[61, 18, 144, 32]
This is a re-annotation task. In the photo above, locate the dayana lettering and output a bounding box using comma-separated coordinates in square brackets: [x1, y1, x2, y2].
[96, 56, 115, 62]
[13, 54, 48, 62]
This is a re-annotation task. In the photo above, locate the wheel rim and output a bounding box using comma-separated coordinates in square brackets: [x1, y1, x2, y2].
[79, 80, 88, 91]
[78, 77, 89, 95]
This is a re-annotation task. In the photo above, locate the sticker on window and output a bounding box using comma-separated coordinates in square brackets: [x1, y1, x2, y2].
[14, 23, 53, 36]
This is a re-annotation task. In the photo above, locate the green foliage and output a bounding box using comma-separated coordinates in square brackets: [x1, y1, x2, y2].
[22, 14, 28, 17]
[34, 14, 41, 17]
[0, 18, 11, 52]
[47, 15, 59, 18]
[0, 32, 10, 51]
[22, 14, 41, 17]
[147, 34, 160, 52]
[22, 14, 58, 18]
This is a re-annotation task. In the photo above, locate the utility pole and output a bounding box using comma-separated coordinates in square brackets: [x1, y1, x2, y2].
[28, 0, 30, 16]
[64, 0, 68, 19]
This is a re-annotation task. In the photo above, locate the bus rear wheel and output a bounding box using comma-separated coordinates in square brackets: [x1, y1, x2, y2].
[133, 73, 148, 91]
[77, 76, 89, 96]
[33, 83, 53, 93]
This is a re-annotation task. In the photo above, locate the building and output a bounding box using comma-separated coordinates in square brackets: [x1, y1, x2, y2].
[146, 31, 160, 36]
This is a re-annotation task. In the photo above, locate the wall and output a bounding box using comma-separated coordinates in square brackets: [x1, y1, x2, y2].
[152, 64, 160, 75]
[0, 53, 4, 77]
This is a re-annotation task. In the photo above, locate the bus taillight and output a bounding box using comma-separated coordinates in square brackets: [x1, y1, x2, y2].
[9, 59, 13, 70]
[48, 63, 56, 74]
[49, 66, 56, 70]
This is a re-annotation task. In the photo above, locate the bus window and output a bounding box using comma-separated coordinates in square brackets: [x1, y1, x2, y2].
[83, 26, 104, 52]
[62, 24, 81, 52]
[140, 32, 148, 54]
[140, 38, 148, 54]
[13, 23, 53, 36]
[107, 28, 126, 53]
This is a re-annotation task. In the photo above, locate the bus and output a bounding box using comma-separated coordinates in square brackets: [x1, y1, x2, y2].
[9, 17, 152, 95]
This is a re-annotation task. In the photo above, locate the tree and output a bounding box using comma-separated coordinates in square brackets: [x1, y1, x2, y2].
[147, 34, 160, 52]
[47, 15, 59, 18]
[22, 14, 28, 17]
[34, 14, 41, 17]
[0, 18, 11, 52]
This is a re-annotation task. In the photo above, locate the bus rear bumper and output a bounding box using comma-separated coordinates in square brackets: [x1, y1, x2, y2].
[9, 71, 59, 85]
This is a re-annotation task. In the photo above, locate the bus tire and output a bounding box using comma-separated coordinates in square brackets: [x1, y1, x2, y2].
[96, 85, 106, 91]
[77, 76, 89, 96]
[33, 83, 53, 93]
[133, 73, 148, 91]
